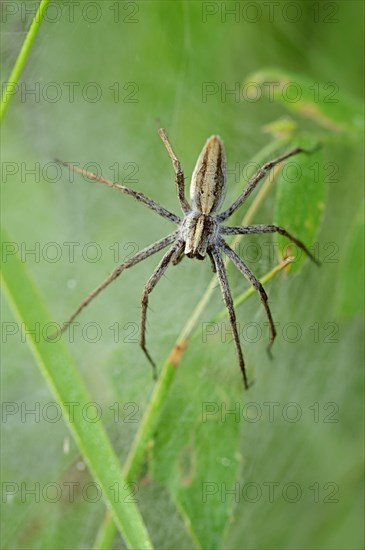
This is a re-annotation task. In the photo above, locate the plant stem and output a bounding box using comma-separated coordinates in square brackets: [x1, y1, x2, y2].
[0, 0, 50, 124]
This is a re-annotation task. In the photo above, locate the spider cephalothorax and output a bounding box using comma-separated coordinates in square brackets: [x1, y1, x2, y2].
[56, 129, 318, 389]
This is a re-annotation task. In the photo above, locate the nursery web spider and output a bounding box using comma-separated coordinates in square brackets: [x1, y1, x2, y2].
[56, 129, 318, 389]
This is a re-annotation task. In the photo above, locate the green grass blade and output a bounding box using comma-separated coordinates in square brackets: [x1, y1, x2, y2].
[0, 225, 153, 550]
[0, 0, 50, 124]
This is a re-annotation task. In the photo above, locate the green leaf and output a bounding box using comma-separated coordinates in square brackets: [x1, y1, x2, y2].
[151, 349, 242, 550]
[0, 225, 153, 550]
[274, 144, 325, 271]
[335, 205, 364, 317]
[246, 69, 364, 141]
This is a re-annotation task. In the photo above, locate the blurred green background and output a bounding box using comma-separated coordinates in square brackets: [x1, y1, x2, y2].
[1, 1, 364, 549]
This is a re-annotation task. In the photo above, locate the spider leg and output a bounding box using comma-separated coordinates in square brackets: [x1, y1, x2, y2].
[219, 146, 310, 222]
[208, 252, 216, 273]
[219, 239, 277, 352]
[171, 247, 185, 266]
[221, 224, 320, 265]
[158, 128, 191, 214]
[140, 241, 184, 379]
[210, 246, 249, 389]
[55, 159, 181, 225]
[51, 232, 178, 338]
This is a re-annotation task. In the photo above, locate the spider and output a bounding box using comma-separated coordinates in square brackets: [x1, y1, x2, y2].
[55, 128, 318, 389]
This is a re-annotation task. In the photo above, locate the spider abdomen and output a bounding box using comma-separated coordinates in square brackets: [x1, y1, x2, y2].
[190, 135, 227, 215]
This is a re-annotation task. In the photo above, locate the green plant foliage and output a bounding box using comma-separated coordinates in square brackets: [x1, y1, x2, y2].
[1, 226, 152, 549]
[335, 205, 364, 317]
[151, 352, 242, 549]
[275, 145, 325, 271]
[246, 68, 364, 141]
[1, 2, 364, 549]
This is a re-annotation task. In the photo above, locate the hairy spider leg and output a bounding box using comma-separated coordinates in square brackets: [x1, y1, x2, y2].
[221, 225, 320, 266]
[55, 159, 181, 224]
[219, 239, 277, 351]
[140, 241, 184, 378]
[219, 146, 312, 222]
[158, 128, 191, 214]
[51, 232, 178, 338]
[210, 246, 250, 389]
